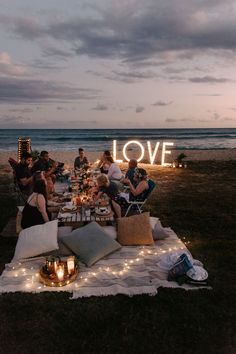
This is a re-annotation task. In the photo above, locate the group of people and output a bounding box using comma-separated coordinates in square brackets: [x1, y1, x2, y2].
[14, 151, 58, 229]
[14, 147, 151, 229]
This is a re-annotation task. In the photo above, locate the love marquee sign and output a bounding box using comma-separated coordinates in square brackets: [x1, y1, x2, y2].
[112, 140, 174, 166]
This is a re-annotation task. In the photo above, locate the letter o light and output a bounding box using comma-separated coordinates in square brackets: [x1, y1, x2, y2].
[122, 140, 145, 162]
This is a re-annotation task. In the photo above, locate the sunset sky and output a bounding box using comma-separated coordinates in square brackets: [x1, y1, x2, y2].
[0, 0, 236, 129]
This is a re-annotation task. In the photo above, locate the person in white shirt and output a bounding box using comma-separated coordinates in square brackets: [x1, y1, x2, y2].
[105, 156, 123, 181]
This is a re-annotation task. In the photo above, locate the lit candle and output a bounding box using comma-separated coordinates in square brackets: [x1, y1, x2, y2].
[56, 265, 64, 281]
[179, 163, 182, 168]
[54, 260, 58, 273]
[67, 256, 75, 275]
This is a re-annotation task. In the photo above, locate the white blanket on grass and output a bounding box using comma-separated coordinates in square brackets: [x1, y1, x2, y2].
[0, 228, 209, 298]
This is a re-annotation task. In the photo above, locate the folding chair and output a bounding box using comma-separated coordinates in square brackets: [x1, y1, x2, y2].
[124, 179, 156, 216]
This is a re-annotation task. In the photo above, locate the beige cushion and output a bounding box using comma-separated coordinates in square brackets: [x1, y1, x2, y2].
[117, 212, 154, 246]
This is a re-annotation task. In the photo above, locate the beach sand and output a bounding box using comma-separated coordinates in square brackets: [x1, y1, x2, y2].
[0, 149, 235, 171]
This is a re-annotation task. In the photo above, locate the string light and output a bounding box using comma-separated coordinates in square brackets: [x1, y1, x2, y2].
[18, 241, 190, 290]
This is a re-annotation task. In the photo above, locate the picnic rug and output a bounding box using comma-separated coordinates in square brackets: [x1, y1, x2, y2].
[0, 228, 210, 298]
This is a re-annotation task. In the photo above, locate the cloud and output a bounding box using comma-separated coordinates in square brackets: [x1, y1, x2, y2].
[3, 1, 236, 64]
[223, 117, 234, 121]
[197, 93, 222, 96]
[0, 114, 32, 127]
[136, 106, 145, 113]
[92, 103, 108, 111]
[165, 118, 177, 123]
[0, 15, 45, 40]
[152, 100, 172, 106]
[212, 113, 220, 120]
[0, 77, 100, 103]
[0, 52, 27, 76]
[165, 117, 193, 123]
[189, 76, 231, 83]
[29, 59, 66, 71]
[8, 108, 34, 113]
[42, 46, 73, 60]
[87, 69, 160, 83]
[0, 115, 99, 128]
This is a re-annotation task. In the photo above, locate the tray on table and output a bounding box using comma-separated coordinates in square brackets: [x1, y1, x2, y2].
[39, 261, 78, 287]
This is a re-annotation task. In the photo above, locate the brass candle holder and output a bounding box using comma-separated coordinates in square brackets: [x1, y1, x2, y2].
[39, 256, 78, 287]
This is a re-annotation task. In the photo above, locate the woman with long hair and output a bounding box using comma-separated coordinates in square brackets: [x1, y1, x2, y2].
[21, 179, 50, 229]
[105, 155, 123, 181]
[97, 150, 111, 174]
[123, 168, 149, 201]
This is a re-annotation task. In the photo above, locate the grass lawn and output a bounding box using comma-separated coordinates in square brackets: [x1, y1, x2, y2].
[0, 161, 235, 354]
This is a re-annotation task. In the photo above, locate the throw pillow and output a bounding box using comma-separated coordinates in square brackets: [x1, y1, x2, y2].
[152, 220, 170, 240]
[149, 216, 159, 230]
[45, 226, 73, 257]
[117, 212, 154, 246]
[61, 221, 121, 267]
[101, 226, 117, 240]
[13, 220, 59, 261]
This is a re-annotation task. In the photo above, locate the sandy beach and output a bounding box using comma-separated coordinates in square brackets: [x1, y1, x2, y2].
[0, 149, 236, 170]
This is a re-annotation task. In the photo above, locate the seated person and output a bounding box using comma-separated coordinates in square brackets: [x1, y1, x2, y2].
[94, 174, 122, 218]
[74, 148, 89, 169]
[123, 168, 149, 201]
[32, 150, 57, 185]
[21, 179, 50, 229]
[97, 150, 111, 174]
[15, 152, 33, 196]
[33, 171, 54, 199]
[105, 156, 123, 181]
[124, 159, 138, 185]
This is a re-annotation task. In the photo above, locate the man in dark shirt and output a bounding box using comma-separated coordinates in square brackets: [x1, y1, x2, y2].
[15, 152, 33, 195]
[32, 151, 57, 183]
[125, 159, 138, 185]
[74, 148, 89, 169]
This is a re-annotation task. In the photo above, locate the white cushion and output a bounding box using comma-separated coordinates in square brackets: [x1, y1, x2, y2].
[13, 220, 59, 260]
[101, 226, 117, 240]
[152, 220, 170, 240]
[149, 216, 159, 230]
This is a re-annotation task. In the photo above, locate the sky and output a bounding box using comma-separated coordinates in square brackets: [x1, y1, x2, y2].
[0, 0, 236, 129]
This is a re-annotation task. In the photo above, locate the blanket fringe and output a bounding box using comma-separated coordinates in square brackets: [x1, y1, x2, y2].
[71, 285, 158, 299]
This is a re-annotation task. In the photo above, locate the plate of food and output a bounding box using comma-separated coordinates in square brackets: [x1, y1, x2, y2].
[95, 206, 111, 216]
[61, 205, 77, 212]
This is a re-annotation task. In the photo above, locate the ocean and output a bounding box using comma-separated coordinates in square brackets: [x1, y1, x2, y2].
[0, 128, 235, 152]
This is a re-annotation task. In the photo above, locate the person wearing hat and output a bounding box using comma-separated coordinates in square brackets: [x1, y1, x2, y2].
[74, 148, 89, 169]
[123, 168, 149, 201]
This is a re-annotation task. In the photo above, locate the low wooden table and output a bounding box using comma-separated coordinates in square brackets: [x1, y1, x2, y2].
[57, 207, 114, 227]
